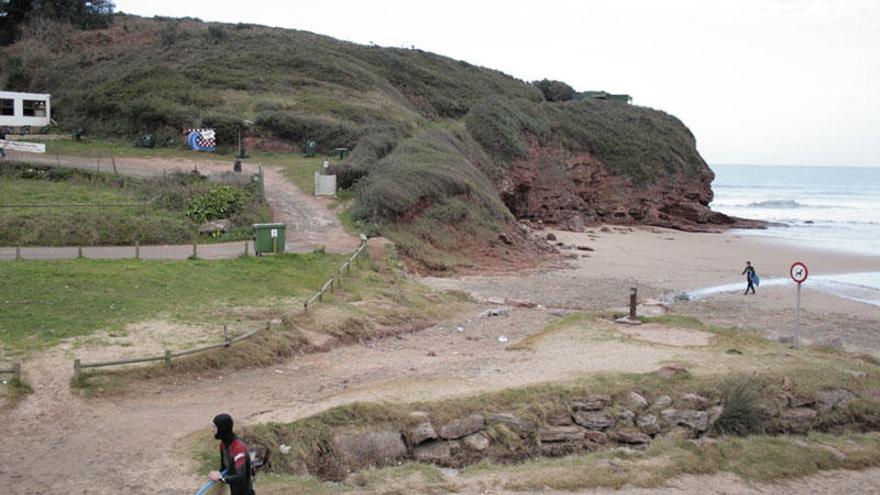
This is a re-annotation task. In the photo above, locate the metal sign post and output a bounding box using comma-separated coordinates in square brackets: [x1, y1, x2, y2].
[789, 261, 809, 348]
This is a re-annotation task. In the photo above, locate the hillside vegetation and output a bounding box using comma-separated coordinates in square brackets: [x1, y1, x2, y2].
[1, 15, 716, 270]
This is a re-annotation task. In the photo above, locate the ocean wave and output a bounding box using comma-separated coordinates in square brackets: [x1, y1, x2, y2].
[746, 200, 801, 208]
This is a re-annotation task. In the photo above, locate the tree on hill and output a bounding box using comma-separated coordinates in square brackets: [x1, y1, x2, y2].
[533, 79, 576, 102]
[0, 0, 115, 46]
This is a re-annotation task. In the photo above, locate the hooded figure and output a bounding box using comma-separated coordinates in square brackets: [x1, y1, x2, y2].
[209, 414, 255, 495]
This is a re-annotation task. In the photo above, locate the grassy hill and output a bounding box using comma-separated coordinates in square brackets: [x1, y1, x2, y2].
[1, 15, 714, 270]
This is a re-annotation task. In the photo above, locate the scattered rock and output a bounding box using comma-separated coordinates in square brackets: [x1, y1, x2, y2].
[637, 414, 660, 435]
[816, 389, 853, 413]
[487, 413, 535, 437]
[615, 316, 642, 325]
[406, 415, 438, 446]
[653, 395, 673, 410]
[546, 233, 557, 241]
[331, 430, 406, 471]
[679, 393, 709, 409]
[782, 376, 794, 392]
[778, 335, 794, 344]
[575, 245, 595, 252]
[584, 430, 608, 444]
[427, 351, 437, 357]
[462, 432, 491, 451]
[498, 233, 513, 245]
[781, 408, 818, 432]
[611, 431, 652, 445]
[541, 442, 581, 457]
[478, 307, 511, 318]
[628, 391, 649, 410]
[616, 410, 636, 427]
[546, 410, 574, 426]
[539, 425, 585, 443]
[600, 226, 612, 233]
[661, 409, 709, 432]
[571, 394, 612, 411]
[413, 440, 452, 463]
[439, 414, 485, 440]
[791, 394, 816, 408]
[657, 364, 688, 378]
[573, 411, 615, 431]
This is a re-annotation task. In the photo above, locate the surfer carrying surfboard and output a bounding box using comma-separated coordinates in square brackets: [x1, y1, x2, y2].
[742, 261, 758, 295]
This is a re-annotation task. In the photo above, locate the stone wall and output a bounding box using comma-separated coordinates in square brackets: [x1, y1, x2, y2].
[273, 385, 877, 481]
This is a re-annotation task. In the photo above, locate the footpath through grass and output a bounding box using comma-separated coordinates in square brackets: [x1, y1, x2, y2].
[0, 253, 343, 355]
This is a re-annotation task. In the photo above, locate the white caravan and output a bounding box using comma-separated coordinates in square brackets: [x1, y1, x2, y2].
[0, 91, 52, 133]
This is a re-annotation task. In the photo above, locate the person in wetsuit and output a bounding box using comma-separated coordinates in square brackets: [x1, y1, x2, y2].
[209, 413, 255, 495]
[742, 261, 757, 295]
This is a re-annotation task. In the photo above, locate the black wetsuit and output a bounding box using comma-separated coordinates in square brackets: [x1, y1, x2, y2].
[742, 265, 756, 294]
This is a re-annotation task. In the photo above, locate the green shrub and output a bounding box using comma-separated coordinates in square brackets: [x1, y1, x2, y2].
[533, 79, 575, 102]
[712, 382, 767, 436]
[186, 186, 245, 223]
[255, 111, 361, 152]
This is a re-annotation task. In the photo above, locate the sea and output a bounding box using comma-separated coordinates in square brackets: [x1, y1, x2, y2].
[692, 164, 880, 307]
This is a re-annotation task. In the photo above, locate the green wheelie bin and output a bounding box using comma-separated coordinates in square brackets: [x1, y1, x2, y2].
[252, 223, 286, 255]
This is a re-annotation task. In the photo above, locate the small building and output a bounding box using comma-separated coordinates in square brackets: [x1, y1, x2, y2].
[0, 91, 52, 132]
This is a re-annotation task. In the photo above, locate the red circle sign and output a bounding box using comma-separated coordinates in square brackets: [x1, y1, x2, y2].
[790, 261, 809, 284]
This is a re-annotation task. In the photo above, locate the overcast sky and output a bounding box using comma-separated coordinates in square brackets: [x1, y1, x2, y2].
[115, 0, 879, 167]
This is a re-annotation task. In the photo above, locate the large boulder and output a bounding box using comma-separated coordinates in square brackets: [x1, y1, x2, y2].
[331, 429, 406, 472]
[611, 431, 652, 445]
[573, 411, 615, 431]
[661, 409, 709, 432]
[487, 412, 536, 437]
[462, 432, 491, 451]
[413, 440, 452, 463]
[405, 415, 438, 446]
[439, 414, 485, 439]
[637, 414, 661, 435]
[539, 425, 586, 443]
[781, 408, 818, 433]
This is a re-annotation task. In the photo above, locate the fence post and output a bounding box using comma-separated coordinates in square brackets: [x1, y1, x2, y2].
[243, 241, 249, 257]
[192, 241, 198, 259]
[74, 359, 81, 380]
[303, 301, 309, 312]
[164, 350, 172, 367]
[15, 244, 21, 261]
[77, 246, 83, 259]
[13, 362, 21, 382]
[134, 241, 140, 260]
[224, 324, 230, 346]
[629, 287, 638, 320]
[111, 155, 118, 176]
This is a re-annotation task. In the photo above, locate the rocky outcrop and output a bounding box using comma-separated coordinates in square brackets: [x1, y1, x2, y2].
[498, 141, 764, 232]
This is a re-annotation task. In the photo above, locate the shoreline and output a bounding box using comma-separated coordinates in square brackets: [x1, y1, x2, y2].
[423, 225, 880, 355]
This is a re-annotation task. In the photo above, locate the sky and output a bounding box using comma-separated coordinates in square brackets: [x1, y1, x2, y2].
[114, 0, 880, 167]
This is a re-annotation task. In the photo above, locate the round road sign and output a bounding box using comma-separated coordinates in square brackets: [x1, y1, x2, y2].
[790, 261, 809, 284]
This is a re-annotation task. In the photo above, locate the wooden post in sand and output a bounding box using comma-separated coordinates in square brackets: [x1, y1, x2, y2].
[629, 287, 638, 320]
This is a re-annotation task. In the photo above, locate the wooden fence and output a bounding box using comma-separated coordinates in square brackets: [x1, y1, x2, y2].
[0, 362, 22, 382]
[73, 238, 368, 379]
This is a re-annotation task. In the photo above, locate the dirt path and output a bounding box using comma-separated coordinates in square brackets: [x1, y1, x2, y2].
[1, 151, 359, 256]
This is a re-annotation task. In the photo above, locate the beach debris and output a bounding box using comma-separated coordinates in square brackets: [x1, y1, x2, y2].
[498, 233, 513, 245]
[456, 326, 465, 332]
[576, 245, 594, 251]
[497, 335, 509, 343]
[725, 348, 743, 355]
[783, 376, 794, 391]
[614, 315, 641, 325]
[479, 307, 511, 318]
[279, 444, 291, 454]
[546, 233, 557, 241]
[427, 351, 437, 357]
[506, 298, 536, 308]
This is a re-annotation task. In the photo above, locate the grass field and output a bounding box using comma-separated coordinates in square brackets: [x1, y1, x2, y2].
[0, 163, 266, 246]
[0, 253, 345, 354]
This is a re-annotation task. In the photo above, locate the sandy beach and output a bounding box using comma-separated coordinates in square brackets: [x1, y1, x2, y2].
[424, 225, 880, 355]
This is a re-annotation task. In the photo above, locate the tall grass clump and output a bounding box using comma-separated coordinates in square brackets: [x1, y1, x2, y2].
[712, 381, 767, 436]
